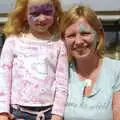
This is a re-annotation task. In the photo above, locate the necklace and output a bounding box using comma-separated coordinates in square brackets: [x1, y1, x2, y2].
[85, 79, 92, 87]
[76, 58, 104, 96]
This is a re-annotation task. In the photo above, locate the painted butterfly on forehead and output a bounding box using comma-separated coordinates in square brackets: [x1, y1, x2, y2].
[29, 3, 54, 16]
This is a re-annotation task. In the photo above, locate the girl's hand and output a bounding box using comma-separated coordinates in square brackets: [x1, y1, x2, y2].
[0, 113, 14, 120]
[0, 115, 9, 120]
[51, 114, 63, 120]
[113, 91, 120, 120]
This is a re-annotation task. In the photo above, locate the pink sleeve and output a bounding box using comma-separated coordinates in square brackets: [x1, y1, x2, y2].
[52, 40, 68, 117]
[0, 36, 14, 113]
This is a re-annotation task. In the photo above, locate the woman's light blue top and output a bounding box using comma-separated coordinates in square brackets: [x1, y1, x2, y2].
[64, 57, 120, 120]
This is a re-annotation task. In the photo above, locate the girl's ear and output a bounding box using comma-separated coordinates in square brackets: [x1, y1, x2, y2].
[22, 10, 29, 32]
[23, 9, 28, 23]
[25, 8, 28, 19]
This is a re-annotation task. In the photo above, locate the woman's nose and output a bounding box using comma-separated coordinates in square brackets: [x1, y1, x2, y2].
[74, 34, 84, 46]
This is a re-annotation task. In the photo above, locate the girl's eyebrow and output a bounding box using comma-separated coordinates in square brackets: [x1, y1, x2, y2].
[29, 3, 53, 12]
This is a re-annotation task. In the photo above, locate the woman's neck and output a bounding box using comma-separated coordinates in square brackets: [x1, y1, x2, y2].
[75, 55, 101, 79]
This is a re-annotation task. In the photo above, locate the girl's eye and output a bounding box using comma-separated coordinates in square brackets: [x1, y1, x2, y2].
[29, 10, 53, 16]
[30, 12, 40, 17]
[43, 10, 53, 16]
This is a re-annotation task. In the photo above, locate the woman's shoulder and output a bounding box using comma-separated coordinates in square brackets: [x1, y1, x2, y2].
[104, 57, 120, 92]
[104, 57, 120, 65]
[103, 57, 120, 74]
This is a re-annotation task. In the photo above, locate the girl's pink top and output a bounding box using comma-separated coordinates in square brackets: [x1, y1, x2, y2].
[0, 34, 68, 116]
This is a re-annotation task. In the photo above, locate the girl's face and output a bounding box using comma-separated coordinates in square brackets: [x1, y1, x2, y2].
[64, 17, 98, 60]
[27, 0, 55, 33]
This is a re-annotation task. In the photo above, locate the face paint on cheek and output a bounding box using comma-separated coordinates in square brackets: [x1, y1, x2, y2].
[27, 15, 36, 27]
[27, 4, 54, 32]
[27, 15, 47, 32]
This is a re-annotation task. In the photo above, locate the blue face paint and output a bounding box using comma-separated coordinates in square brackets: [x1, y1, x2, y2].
[79, 24, 95, 34]
[28, 3, 54, 16]
[79, 24, 98, 49]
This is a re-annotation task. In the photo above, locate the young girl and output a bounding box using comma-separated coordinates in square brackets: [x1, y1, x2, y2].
[0, 0, 68, 120]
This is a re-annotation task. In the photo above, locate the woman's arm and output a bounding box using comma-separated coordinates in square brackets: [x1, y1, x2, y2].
[51, 114, 63, 120]
[113, 91, 120, 120]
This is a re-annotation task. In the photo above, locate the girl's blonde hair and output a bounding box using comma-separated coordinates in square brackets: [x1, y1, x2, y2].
[3, 0, 63, 36]
[60, 5, 104, 51]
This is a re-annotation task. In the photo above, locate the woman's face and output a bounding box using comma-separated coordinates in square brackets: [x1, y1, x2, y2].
[27, 0, 55, 33]
[64, 17, 98, 60]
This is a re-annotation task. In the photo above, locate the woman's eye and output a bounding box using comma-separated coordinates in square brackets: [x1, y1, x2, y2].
[66, 34, 75, 39]
[80, 32, 91, 36]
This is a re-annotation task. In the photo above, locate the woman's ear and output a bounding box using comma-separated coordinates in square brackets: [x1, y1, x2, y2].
[97, 31, 104, 51]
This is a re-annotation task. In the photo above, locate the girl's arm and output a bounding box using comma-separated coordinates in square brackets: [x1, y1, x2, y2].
[113, 91, 120, 120]
[52, 40, 68, 118]
[0, 112, 13, 120]
[0, 115, 9, 120]
[0, 36, 14, 114]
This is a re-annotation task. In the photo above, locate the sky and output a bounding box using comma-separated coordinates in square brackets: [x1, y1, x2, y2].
[0, 0, 120, 13]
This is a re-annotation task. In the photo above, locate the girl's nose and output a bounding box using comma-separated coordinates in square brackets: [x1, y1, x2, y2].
[36, 14, 46, 22]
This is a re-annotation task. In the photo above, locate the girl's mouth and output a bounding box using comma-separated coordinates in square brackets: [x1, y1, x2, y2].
[36, 22, 47, 26]
[72, 47, 90, 55]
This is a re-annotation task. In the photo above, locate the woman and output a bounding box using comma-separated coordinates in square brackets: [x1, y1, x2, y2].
[60, 5, 120, 120]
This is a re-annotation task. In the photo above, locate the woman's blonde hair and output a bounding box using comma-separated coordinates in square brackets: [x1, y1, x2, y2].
[60, 5, 104, 51]
[3, 0, 63, 36]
